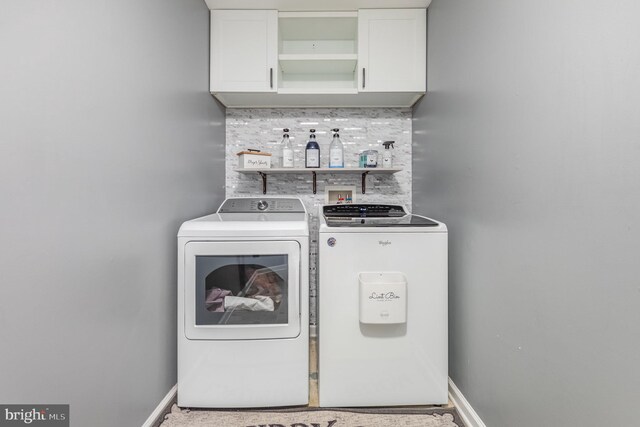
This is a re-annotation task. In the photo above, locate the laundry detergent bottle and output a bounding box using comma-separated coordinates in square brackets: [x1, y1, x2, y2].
[329, 128, 344, 168]
[305, 129, 320, 168]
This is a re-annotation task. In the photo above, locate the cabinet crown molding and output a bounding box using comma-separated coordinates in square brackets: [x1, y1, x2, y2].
[204, 0, 431, 11]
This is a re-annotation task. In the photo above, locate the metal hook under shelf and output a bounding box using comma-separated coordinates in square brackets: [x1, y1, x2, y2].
[361, 171, 370, 194]
[258, 172, 267, 194]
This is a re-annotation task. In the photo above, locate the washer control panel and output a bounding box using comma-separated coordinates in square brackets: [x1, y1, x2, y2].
[323, 204, 407, 218]
[218, 198, 305, 213]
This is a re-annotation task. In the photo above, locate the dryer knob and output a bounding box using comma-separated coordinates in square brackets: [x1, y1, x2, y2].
[257, 200, 269, 211]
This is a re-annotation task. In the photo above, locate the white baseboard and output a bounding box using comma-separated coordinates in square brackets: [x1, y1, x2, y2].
[448, 379, 486, 427]
[141, 384, 177, 427]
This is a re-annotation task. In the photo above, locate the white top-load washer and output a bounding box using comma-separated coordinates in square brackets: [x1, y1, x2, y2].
[178, 197, 309, 408]
[318, 204, 448, 407]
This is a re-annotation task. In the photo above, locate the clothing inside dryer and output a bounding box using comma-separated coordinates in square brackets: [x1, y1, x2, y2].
[195, 255, 289, 326]
[204, 263, 284, 310]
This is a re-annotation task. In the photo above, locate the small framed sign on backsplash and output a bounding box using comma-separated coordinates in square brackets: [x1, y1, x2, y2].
[325, 185, 356, 205]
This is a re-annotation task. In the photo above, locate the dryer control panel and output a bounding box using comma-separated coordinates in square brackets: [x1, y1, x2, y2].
[218, 198, 305, 213]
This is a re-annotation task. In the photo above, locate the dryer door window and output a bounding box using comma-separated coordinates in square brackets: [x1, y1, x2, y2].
[196, 254, 289, 325]
[184, 241, 301, 340]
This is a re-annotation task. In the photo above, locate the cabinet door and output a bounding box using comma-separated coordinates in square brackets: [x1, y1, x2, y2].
[210, 10, 277, 92]
[358, 9, 426, 92]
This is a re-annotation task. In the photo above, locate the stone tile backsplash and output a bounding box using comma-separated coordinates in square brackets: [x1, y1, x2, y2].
[225, 108, 412, 324]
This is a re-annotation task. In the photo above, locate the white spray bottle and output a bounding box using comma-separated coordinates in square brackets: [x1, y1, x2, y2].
[382, 141, 395, 168]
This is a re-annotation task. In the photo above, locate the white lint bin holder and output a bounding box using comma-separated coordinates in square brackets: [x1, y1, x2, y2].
[358, 272, 407, 324]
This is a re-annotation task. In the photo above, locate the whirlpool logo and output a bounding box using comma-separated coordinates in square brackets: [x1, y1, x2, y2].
[378, 240, 391, 246]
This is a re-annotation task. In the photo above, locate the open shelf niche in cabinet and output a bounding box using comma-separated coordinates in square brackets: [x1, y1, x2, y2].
[278, 12, 358, 94]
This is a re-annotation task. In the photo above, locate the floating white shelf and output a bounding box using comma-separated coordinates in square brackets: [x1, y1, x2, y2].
[235, 167, 401, 194]
[236, 168, 400, 173]
[279, 54, 358, 74]
[279, 54, 358, 61]
[276, 88, 358, 95]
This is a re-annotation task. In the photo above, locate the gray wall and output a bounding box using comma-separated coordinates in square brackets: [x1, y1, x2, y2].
[0, 1, 225, 426]
[414, 1, 640, 426]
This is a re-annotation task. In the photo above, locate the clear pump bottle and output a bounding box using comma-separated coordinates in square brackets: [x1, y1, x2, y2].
[281, 128, 294, 168]
[305, 129, 320, 168]
[329, 128, 344, 168]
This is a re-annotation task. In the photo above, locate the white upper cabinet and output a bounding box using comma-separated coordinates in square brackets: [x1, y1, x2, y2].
[209, 8, 427, 107]
[358, 9, 426, 92]
[210, 10, 277, 92]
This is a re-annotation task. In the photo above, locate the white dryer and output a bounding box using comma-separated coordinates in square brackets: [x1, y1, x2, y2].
[178, 197, 309, 408]
[318, 204, 448, 407]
